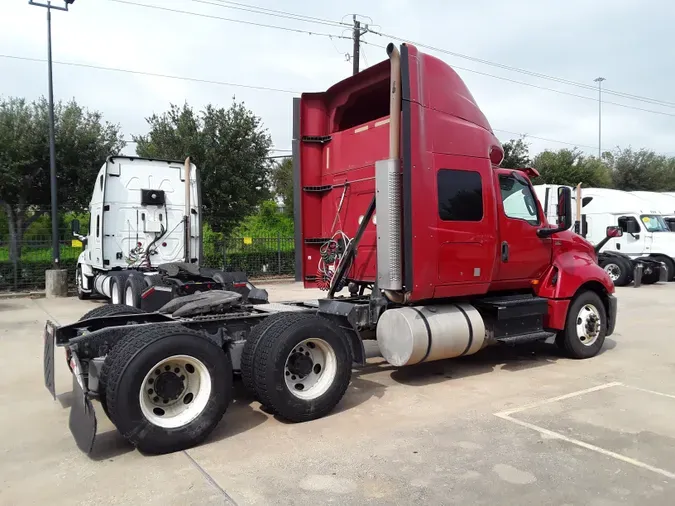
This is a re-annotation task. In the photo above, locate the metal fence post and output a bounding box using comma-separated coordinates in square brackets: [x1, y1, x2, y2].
[277, 232, 282, 275]
[222, 239, 227, 270]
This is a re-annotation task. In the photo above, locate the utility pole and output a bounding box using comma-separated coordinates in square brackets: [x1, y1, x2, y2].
[351, 15, 369, 75]
[594, 77, 606, 159]
[29, 0, 74, 269]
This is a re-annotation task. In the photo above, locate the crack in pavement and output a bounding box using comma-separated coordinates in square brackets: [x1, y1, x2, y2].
[183, 450, 237, 505]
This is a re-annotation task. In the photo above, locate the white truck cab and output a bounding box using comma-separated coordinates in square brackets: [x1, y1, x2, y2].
[630, 191, 675, 231]
[534, 184, 675, 280]
[74, 156, 202, 302]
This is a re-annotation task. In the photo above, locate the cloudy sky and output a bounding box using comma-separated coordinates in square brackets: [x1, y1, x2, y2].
[2, 0, 674, 159]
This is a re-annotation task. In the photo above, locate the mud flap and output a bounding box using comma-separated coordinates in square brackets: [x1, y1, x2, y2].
[43, 321, 56, 399]
[633, 263, 643, 287]
[659, 262, 668, 283]
[68, 353, 97, 454]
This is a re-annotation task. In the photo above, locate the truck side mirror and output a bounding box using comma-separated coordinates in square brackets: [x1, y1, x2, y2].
[71, 219, 80, 235]
[556, 186, 572, 230]
[606, 226, 623, 238]
[626, 220, 640, 234]
[537, 186, 572, 238]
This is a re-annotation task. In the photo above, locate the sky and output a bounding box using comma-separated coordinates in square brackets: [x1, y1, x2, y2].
[2, 0, 674, 160]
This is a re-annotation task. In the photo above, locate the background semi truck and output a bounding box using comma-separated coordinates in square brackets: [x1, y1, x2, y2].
[44, 42, 617, 456]
[630, 191, 675, 231]
[534, 184, 670, 285]
[71, 155, 265, 309]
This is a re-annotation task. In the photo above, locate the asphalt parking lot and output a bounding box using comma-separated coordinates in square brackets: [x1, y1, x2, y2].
[1, 282, 674, 505]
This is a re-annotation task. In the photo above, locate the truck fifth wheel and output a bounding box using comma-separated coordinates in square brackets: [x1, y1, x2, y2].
[43, 42, 617, 455]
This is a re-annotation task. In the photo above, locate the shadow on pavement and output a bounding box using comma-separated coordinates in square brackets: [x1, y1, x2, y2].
[89, 430, 134, 461]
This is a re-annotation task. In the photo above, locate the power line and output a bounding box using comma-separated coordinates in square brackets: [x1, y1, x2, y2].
[107, 0, 674, 112]
[362, 41, 675, 118]
[367, 30, 675, 109]
[493, 129, 598, 150]
[106, 0, 351, 40]
[192, 0, 349, 29]
[0, 54, 299, 94]
[1, 53, 651, 152]
[177, 0, 675, 109]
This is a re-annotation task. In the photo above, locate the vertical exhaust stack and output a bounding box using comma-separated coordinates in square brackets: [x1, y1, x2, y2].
[184, 157, 191, 263]
[376, 43, 403, 292]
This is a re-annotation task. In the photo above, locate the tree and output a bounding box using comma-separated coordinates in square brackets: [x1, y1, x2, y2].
[231, 200, 294, 238]
[611, 147, 671, 191]
[0, 96, 124, 262]
[134, 101, 273, 236]
[501, 137, 531, 169]
[533, 148, 612, 188]
[271, 157, 293, 216]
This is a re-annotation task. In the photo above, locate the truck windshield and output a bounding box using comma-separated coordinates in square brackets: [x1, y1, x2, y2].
[640, 215, 670, 232]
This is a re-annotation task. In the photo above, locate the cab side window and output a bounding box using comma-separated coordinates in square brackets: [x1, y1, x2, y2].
[499, 174, 540, 226]
[437, 169, 483, 221]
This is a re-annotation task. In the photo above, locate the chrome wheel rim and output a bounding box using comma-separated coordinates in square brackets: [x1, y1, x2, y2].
[603, 263, 620, 281]
[284, 338, 337, 400]
[576, 304, 601, 346]
[139, 355, 212, 429]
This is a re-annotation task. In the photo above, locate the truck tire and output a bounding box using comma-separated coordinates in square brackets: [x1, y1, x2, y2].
[641, 268, 660, 285]
[110, 276, 124, 305]
[104, 325, 232, 454]
[598, 256, 630, 286]
[240, 313, 291, 402]
[251, 313, 352, 423]
[78, 304, 147, 418]
[76, 267, 90, 300]
[124, 274, 145, 309]
[556, 291, 607, 359]
[79, 303, 146, 321]
[651, 255, 675, 281]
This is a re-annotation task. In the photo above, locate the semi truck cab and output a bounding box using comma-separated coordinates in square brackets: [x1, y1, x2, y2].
[295, 42, 616, 357]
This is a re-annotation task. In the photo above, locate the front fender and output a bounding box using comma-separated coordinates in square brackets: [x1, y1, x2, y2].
[77, 252, 94, 278]
[536, 251, 615, 300]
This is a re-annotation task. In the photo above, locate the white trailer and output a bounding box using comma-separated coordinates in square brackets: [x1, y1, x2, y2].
[534, 184, 672, 284]
[72, 156, 264, 308]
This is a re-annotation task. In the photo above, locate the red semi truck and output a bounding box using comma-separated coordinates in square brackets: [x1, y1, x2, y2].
[43, 42, 616, 455]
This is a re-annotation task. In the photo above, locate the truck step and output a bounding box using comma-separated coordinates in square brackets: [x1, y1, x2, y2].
[473, 294, 548, 320]
[495, 330, 556, 345]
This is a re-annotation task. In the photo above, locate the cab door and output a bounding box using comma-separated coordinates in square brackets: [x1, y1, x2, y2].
[494, 170, 552, 283]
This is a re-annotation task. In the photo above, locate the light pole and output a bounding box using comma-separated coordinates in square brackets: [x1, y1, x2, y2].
[594, 77, 606, 159]
[29, 0, 74, 268]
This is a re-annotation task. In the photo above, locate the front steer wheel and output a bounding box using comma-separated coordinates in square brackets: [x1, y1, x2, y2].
[251, 313, 352, 423]
[103, 325, 232, 454]
[556, 291, 607, 359]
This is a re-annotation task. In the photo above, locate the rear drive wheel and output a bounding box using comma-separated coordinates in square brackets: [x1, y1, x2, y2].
[104, 325, 232, 454]
[641, 266, 660, 285]
[251, 313, 352, 422]
[76, 267, 90, 300]
[240, 313, 292, 403]
[124, 275, 145, 308]
[599, 257, 630, 286]
[556, 291, 607, 359]
[77, 304, 147, 418]
[110, 276, 123, 305]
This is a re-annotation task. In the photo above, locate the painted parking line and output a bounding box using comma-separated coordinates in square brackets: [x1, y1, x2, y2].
[494, 382, 675, 480]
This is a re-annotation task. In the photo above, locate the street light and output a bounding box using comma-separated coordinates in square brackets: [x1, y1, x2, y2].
[594, 77, 606, 159]
[28, 0, 75, 268]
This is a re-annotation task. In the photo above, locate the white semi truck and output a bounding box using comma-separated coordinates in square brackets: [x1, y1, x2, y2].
[630, 191, 675, 231]
[534, 184, 670, 285]
[71, 156, 266, 309]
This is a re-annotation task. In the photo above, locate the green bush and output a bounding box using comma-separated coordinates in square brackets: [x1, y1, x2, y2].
[0, 258, 78, 291]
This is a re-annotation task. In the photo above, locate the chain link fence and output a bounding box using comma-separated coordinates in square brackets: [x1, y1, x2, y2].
[0, 208, 295, 292]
